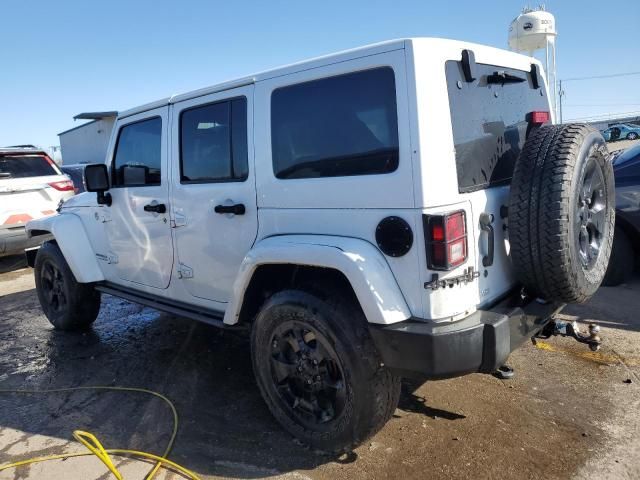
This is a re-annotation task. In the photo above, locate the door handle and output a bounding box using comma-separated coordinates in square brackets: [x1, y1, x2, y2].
[214, 203, 245, 215]
[143, 203, 167, 214]
[479, 213, 494, 267]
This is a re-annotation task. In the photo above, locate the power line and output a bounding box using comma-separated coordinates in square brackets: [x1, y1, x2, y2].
[561, 71, 640, 82]
[565, 110, 640, 122]
[565, 102, 640, 107]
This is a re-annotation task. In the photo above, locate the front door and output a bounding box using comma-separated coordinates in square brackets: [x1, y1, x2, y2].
[170, 86, 258, 303]
[105, 107, 174, 289]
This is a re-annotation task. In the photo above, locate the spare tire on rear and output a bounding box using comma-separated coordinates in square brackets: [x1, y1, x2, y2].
[508, 124, 615, 303]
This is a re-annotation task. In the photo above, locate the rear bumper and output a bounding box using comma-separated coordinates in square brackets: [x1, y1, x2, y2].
[0, 226, 44, 257]
[369, 292, 564, 379]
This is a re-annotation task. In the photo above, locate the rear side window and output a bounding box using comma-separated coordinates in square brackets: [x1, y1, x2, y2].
[180, 97, 248, 183]
[445, 60, 549, 192]
[271, 67, 399, 180]
[112, 117, 162, 187]
[0, 155, 59, 178]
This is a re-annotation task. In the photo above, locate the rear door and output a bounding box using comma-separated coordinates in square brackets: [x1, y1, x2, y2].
[444, 59, 551, 306]
[169, 85, 258, 303]
[105, 107, 174, 289]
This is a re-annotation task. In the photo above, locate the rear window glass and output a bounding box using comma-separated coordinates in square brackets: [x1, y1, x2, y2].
[445, 60, 549, 192]
[0, 155, 59, 179]
[271, 67, 399, 179]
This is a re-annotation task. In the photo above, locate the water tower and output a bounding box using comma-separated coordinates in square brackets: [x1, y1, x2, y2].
[508, 6, 558, 120]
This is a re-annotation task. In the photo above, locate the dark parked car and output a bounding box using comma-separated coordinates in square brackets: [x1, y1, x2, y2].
[60, 164, 88, 193]
[603, 144, 640, 285]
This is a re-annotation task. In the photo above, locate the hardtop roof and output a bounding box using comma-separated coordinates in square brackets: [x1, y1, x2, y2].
[118, 37, 537, 119]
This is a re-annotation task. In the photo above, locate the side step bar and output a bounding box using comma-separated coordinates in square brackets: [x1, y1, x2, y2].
[95, 283, 245, 330]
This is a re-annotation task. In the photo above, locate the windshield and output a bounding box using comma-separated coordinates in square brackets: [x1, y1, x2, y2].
[445, 61, 549, 192]
[0, 155, 60, 179]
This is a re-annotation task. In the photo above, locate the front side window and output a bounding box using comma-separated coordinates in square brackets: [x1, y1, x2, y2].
[180, 97, 248, 183]
[271, 67, 399, 180]
[112, 117, 162, 187]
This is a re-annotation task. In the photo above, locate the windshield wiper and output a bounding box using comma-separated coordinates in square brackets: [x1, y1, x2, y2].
[0, 172, 12, 179]
[486, 71, 526, 85]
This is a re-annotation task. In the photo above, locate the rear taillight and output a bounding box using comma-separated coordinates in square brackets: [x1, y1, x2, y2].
[48, 180, 75, 192]
[424, 210, 468, 270]
[527, 110, 550, 125]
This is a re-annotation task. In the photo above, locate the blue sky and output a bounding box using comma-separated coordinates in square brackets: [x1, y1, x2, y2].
[1, 0, 638, 149]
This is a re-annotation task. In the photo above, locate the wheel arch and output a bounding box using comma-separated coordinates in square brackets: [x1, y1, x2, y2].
[223, 235, 412, 326]
[26, 213, 104, 283]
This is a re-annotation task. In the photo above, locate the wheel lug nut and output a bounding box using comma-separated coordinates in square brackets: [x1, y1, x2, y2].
[312, 360, 318, 366]
[306, 379, 312, 385]
[315, 375, 321, 381]
[297, 366, 303, 372]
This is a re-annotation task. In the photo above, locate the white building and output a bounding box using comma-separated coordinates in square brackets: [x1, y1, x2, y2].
[58, 111, 117, 165]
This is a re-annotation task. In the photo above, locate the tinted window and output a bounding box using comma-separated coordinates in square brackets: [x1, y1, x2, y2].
[271, 68, 398, 179]
[0, 155, 59, 178]
[446, 60, 549, 192]
[112, 117, 162, 187]
[180, 97, 248, 183]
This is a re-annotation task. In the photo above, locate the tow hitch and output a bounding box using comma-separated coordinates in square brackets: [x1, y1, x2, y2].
[533, 320, 602, 352]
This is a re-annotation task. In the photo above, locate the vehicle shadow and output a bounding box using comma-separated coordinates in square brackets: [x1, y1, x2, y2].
[397, 382, 466, 420]
[0, 288, 460, 478]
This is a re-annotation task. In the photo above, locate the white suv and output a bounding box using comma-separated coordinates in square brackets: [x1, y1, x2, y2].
[26, 38, 615, 452]
[1, 146, 74, 257]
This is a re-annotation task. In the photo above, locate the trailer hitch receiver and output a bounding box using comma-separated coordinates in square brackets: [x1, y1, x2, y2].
[534, 320, 602, 351]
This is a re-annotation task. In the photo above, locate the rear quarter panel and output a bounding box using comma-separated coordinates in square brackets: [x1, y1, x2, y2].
[406, 39, 551, 319]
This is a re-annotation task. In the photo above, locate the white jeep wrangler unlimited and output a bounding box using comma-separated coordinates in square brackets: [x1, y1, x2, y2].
[26, 38, 614, 452]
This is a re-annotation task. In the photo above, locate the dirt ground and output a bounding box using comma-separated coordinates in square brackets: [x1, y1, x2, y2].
[0, 255, 638, 480]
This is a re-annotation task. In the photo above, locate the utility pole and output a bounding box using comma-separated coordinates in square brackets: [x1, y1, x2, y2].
[558, 79, 564, 124]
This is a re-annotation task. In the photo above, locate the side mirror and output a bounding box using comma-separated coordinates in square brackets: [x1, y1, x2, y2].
[84, 164, 112, 206]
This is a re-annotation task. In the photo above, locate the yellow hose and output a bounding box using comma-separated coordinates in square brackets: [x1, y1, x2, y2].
[0, 386, 201, 480]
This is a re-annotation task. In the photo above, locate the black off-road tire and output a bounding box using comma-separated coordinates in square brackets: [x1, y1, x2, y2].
[602, 226, 635, 286]
[250, 289, 401, 453]
[509, 124, 615, 303]
[34, 241, 101, 330]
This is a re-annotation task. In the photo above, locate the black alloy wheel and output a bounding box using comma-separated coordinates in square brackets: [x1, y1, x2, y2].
[40, 258, 68, 316]
[34, 241, 101, 330]
[269, 320, 346, 427]
[251, 289, 401, 452]
[576, 158, 607, 269]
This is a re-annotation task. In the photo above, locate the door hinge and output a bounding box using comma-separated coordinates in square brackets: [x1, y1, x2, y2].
[170, 213, 187, 228]
[177, 263, 193, 279]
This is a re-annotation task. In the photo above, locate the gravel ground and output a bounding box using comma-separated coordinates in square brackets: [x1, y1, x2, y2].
[607, 138, 640, 153]
[0, 256, 638, 480]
